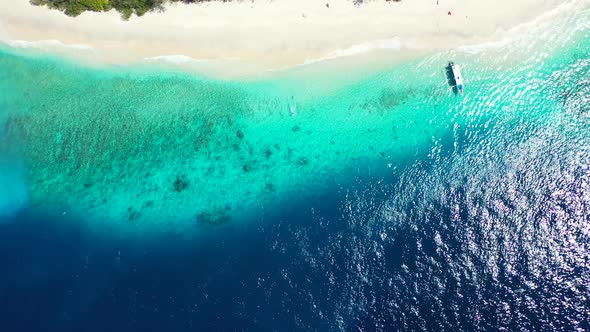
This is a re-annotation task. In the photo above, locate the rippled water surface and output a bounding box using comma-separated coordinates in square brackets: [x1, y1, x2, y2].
[0, 3, 589, 331]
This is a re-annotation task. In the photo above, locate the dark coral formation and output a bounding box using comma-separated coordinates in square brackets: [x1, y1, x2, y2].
[127, 206, 141, 220]
[297, 157, 309, 166]
[173, 176, 189, 192]
[265, 148, 273, 159]
[196, 209, 232, 225]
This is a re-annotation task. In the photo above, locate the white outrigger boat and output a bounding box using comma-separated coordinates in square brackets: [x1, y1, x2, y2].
[450, 62, 464, 94]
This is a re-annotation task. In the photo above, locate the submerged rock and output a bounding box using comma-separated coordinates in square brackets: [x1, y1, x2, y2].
[236, 130, 244, 139]
[173, 176, 189, 192]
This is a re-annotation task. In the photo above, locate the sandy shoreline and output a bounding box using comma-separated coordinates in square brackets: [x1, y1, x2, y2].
[0, 0, 574, 77]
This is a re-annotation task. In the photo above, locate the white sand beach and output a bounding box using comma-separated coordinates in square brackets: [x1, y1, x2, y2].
[0, 0, 574, 77]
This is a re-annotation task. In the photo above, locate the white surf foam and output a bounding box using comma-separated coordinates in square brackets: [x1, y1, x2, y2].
[456, 0, 581, 54]
[4, 39, 94, 52]
[303, 37, 402, 65]
[143, 55, 207, 64]
[143, 55, 245, 67]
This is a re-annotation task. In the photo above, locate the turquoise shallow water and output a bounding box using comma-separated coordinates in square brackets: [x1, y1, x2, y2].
[0, 4, 588, 237]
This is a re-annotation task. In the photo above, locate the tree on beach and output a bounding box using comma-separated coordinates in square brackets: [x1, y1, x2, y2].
[31, 0, 168, 19]
[31, 0, 110, 16]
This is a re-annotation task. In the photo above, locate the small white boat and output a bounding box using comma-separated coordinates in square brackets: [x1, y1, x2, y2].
[450, 62, 464, 94]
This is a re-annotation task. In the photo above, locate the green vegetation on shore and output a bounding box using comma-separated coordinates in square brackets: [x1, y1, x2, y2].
[30, 0, 219, 19]
[31, 0, 401, 20]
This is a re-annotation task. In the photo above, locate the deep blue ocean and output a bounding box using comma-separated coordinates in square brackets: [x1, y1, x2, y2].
[2, 137, 590, 331]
